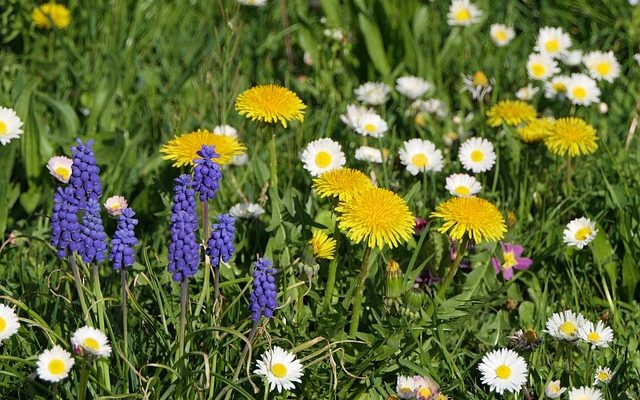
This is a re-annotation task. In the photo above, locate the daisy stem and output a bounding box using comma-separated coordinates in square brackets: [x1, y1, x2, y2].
[92, 263, 111, 391]
[78, 357, 89, 400]
[437, 238, 469, 298]
[323, 222, 341, 310]
[349, 246, 372, 338]
[68, 255, 90, 326]
[178, 278, 189, 366]
[523, 385, 533, 400]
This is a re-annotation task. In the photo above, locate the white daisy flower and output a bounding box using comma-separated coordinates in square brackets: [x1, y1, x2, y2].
[70, 326, 112, 357]
[516, 84, 540, 101]
[447, 0, 482, 26]
[300, 138, 345, 177]
[104, 196, 128, 216]
[414, 375, 439, 399]
[0, 106, 24, 146]
[212, 124, 238, 138]
[412, 99, 447, 118]
[237, 0, 266, 6]
[544, 75, 570, 99]
[355, 112, 388, 138]
[535, 27, 571, 58]
[458, 137, 496, 173]
[568, 386, 603, 400]
[545, 310, 586, 341]
[0, 304, 20, 344]
[578, 320, 614, 348]
[561, 49, 584, 66]
[583, 51, 621, 83]
[355, 145, 383, 164]
[254, 346, 304, 393]
[396, 76, 432, 100]
[36, 345, 75, 382]
[445, 173, 482, 197]
[354, 82, 391, 105]
[340, 104, 375, 130]
[398, 138, 444, 175]
[566, 73, 601, 106]
[545, 380, 566, 398]
[527, 53, 560, 80]
[396, 375, 416, 398]
[477, 348, 528, 394]
[46, 156, 73, 184]
[229, 203, 265, 219]
[594, 366, 614, 384]
[490, 24, 515, 47]
[563, 217, 597, 249]
[461, 71, 493, 102]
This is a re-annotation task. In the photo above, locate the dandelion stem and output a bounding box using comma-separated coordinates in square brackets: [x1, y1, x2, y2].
[323, 222, 341, 310]
[68, 255, 90, 325]
[437, 239, 469, 298]
[268, 129, 278, 195]
[349, 246, 372, 337]
[178, 278, 189, 365]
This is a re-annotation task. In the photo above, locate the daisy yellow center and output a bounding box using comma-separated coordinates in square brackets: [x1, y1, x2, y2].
[549, 383, 561, 393]
[454, 8, 471, 22]
[417, 387, 433, 397]
[55, 167, 71, 181]
[495, 364, 511, 379]
[495, 30, 508, 42]
[545, 39, 560, 53]
[83, 337, 100, 351]
[572, 87, 587, 100]
[473, 71, 489, 87]
[0, 121, 7, 135]
[502, 251, 517, 269]
[109, 202, 121, 210]
[558, 321, 576, 335]
[270, 362, 287, 378]
[0, 317, 5, 332]
[598, 371, 609, 381]
[411, 153, 428, 168]
[399, 387, 413, 395]
[575, 226, 591, 241]
[531, 63, 546, 78]
[364, 123, 377, 133]
[470, 150, 484, 162]
[553, 82, 567, 92]
[587, 332, 601, 342]
[596, 62, 610, 76]
[48, 359, 65, 375]
[315, 151, 332, 168]
[455, 186, 470, 196]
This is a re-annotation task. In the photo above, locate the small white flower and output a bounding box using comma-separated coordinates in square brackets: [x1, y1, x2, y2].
[231, 153, 249, 166]
[104, 196, 128, 216]
[46, 156, 73, 184]
[563, 217, 597, 249]
[398, 138, 444, 175]
[477, 348, 528, 394]
[461, 72, 493, 102]
[527, 53, 560, 80]
[71, 326, 112, 357]
[396, 76, 432, 99]
[561, 49, 584, 66]
[237, 0, 266, 6]
[0, 106, 24, 146]
[254, 346, 304, 393]
[578, 320, 614, 348]
[635, 53, 640, 66]
[535, 26, 572, 58]
[0, 304, 20, 344]
[355, 112, 388, 138]
[583, 51, 621, 83]
[229, 203, 265, 219]
[545, 380, 567, 398]
[323, 28, 344, 41]
[414, 375, 439, 399]
[396, 375, 416, 398]
[212, 124, 238, 138]
[490, 24, 515, 47]
[36, 345, 75, 382]
[447, 0, 482, 26]
[412, 99, 447, 118]
[566, 73, 601, 106]
[340, 104, 375, 130]
[545, 310, 586, 341]
[516, 84, 540, 101]
[598, 102, 608, 114]
[594, 366, 614, 384]
[544, 75, 570, 99]
[445, 173, 481, 197]
[458, 137, 496, 173]
[354, 82, 391, 105]
[355, 145, 383, 164]
[568, 386, 603, 400]
[300, 138, 345, 177]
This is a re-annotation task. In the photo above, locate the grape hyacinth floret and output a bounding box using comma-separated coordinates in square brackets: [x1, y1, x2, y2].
[50, 186, 82, 259]
[69, 138, 102, 204]
[171, 174, 198, 231]
[168, 175, 200, 282]
[249, 257, 278, 322]
[109, 208, 138, 271]
[79, 198, 108, 263]
[193, 145, 223, 201]
[206, 214, 236, 267]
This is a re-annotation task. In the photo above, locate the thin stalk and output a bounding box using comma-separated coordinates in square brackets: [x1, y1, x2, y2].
[196, 202, 212, 317]
[214, 256, 221, 306]
[233, 321, 260, 381]
[68, 256, 91, 325]
[92, 263, 111, 391]
[268, 130, 279, 195]
[349, 247, 372, 338]
[78, 357, 89, 400]
[121, 269, 129, 374]
[437, 239, 469, 298]
[178, 279, 189, 364]
[322, 223, 341, 310]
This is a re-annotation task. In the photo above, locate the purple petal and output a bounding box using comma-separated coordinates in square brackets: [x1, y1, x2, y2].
[515, 257, 533, 270]
[503, 268, 514, 281]
[491, 257, 501, 274]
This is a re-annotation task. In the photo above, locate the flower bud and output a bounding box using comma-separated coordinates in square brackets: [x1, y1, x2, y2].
[385, 260, 403, 300]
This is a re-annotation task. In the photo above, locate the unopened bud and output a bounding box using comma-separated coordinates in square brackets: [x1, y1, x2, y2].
[385, 260, 403, 299]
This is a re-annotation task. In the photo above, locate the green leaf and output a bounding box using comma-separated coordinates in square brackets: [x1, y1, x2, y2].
[35, 92, 80, 138]
[518, 301, 535, 327]
[621, 249, 639, 301]
[358, 14, 391, 76]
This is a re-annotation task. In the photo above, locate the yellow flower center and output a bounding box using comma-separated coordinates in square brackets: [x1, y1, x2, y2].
[559, 321, 576, 335]
[495, 30, 508, 42]
[597, 371, 609, 381]
[454, 8, 471, 22]
[55, 167, 71, 181]
[399, 387, 413, 396]
[411, 153, 428, 168]
[83, 337, 100, 351]
[270, 362, 287, 378]
[572, 87, 587, 100]
[596, 62, 610, 76]
[496, 364, 511, 379]
[545, 39, 560, 52]
[531, 63, 546, 78]
[502, 251, 517, 270]
[553, 82, 567, 93]
[549, 383, 560, 393]
[587, 332, 601, 343]
[48, 359, 65, 375]
[0, 121, 7, 135]
[575, 226, 591, 241]
[0, 317, 5, 332]
[315, 151, 332, 168]
[455, 186, 470, 196]
[473, 71, 489, 87]
[417, 387, 432, 397]
[364, 123, 377, 133]
[109, 202, 121, 211]
[470, 150, 484, 162]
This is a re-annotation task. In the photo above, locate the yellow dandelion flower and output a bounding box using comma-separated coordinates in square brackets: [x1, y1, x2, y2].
[235, 84, 306, 128]
[312, 168, 373, 201]
[544, 117, 598, 157]
[486, 100, 537, 127]
[430, 197, 507, 244]
[160, 129, 246, 167]
[309, 230, 336, 260]
[336, 186, 414, 249]
[32, 2, 71, 30]
[517, 117, 556, 143]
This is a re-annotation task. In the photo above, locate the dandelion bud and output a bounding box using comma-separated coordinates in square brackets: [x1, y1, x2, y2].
[385, 260, 403, 300]
[405, 287, 425, 313]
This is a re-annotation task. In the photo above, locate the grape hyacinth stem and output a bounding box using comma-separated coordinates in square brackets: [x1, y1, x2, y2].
[69, 256, 90, 325]
[196, 202, 211, 318]
[121, 268, 129, 361]
[178, 279, 188, 365]
[349, 246, 372, 337]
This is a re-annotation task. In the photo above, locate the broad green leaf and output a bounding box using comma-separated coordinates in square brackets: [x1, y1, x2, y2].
[358, 14, 391, 76]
